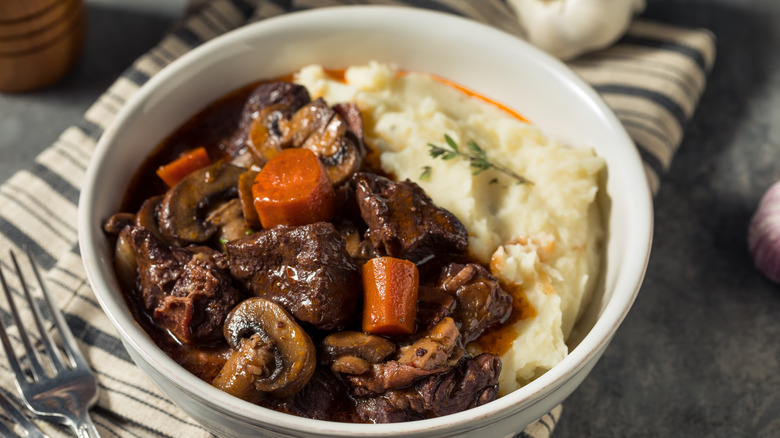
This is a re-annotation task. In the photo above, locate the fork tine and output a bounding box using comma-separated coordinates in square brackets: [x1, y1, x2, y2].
[25, 250, 86, 369]
[0, 258, 47, 382]
[0, 391, 45, 438]
[10, 251, 67, 375]
[0, 270, 31, 391]
[0, 417, 17, 437]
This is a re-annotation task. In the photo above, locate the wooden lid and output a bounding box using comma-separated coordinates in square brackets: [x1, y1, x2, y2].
[0, 0, 85, 92]
[0, 0, 63, 22]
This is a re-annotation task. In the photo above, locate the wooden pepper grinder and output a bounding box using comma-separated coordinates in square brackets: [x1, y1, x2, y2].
[0, 0, 86, 93]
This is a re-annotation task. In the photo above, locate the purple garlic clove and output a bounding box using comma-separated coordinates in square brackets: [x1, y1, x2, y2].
[748, 180, 780, 283]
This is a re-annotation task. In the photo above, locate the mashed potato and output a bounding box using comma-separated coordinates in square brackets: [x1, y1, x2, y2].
[295, 62, 605, 395]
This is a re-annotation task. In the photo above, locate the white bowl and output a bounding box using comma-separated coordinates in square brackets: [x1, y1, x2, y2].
[78, 6, 652, 437]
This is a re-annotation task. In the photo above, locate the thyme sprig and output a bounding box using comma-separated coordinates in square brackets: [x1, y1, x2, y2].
[420, 166, 433, 181]
[425, 134, 532, 185]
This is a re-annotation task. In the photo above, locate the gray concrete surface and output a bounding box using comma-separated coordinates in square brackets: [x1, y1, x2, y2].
[1, 0, 778, 436]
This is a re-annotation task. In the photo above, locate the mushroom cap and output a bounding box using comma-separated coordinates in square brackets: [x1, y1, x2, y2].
[223, 297, 316, 399]
[136, 195, 169, 244]
[158, 162, 244, 244]
[290, 99, 365, 187]
[320, 331, 396, 365]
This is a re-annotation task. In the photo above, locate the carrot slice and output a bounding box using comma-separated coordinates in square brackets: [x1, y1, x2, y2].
[252, 148, 336, 228]
[156, 147, 212, 187]
[362, 257, 419, 336]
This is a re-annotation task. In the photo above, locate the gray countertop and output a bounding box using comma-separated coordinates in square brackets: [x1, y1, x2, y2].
[1, 0, 778, 436]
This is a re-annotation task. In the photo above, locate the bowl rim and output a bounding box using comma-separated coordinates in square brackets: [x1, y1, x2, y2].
[78, 5, 653, 436]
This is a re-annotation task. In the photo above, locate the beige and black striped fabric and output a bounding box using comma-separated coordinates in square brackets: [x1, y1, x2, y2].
[0, 0, 715, 436]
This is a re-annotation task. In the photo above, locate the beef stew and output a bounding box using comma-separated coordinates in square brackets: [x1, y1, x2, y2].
[103, 78, 515, 423]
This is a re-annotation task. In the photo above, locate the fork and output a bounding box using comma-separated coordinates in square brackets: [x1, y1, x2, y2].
[0, 250, 99, 437]
[0, 390, 45, 438]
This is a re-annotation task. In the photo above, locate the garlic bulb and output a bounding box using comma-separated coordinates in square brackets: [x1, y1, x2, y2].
[507, 0, 646, 60]
[748, 180, 780, 283]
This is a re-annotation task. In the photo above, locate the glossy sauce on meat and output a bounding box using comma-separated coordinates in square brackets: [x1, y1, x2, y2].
[108, 75, 526, 423]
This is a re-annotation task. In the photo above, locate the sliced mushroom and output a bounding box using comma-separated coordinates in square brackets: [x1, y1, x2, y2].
[135, 195, 169, 244]
[103, 212, 135, 234]
[211, 334, 275, 403]
[206, 198, 249, 248]
[103, 213, 138, 292]
[288, 99, 365, 186]
[288, 99, 333, 148]
[246, 104, 292, 165]
[213, 297, 316, 400]
[224, 81, 310, 162]
[320, 331, 396, 375]
[113, 226, 138, 293]
[331, 356, 371, 375]
[236, 169, 260, 229]
[158, 162, 244, 244]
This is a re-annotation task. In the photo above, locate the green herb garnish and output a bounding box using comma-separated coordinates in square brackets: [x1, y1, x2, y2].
[420, 166, 432, 181]
[427, 134, 532, 185]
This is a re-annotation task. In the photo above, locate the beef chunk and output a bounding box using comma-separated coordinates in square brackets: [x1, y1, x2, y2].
[333, 102, 364, 140]
[345, 319, 468, 398]
[354, 353, 501, 423]
[396, 317, 461, 371]
[415, 285, 456, 331]
[226, 222, 360, 330]
[246, 81, 312, 114]
[124, 226, 242, 346]
[353, 173, 468, 263]
[346, 360, 450, 396]
[438, 263, 513, 344]
[260, 366, 354, 422]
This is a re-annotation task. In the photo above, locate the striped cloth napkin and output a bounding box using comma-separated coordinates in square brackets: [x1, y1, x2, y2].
[0, 0, 715, 436]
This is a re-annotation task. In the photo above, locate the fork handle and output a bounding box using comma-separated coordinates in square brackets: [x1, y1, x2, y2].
[73, 413, 100, 438]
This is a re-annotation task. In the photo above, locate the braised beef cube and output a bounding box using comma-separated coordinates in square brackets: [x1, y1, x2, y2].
[347, 360, 449, 396]
[415, 285, 456, 331]
[260, 366, 354, 422]
[438, 263, 513, 344]
[226, 222, 360, 330]
[395, 317, 461, 371]
[333, 183, 365, 230]
[124, 226, 242, 346]
[353, 172, 468, 263]
[345, 319, 462, 395]
[353, 353, 501, 423]
[353, 395, 424, 423]
[333, 102, 364, 140]
[247, 81, 311, 113]
[417, 353, 500, 416]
